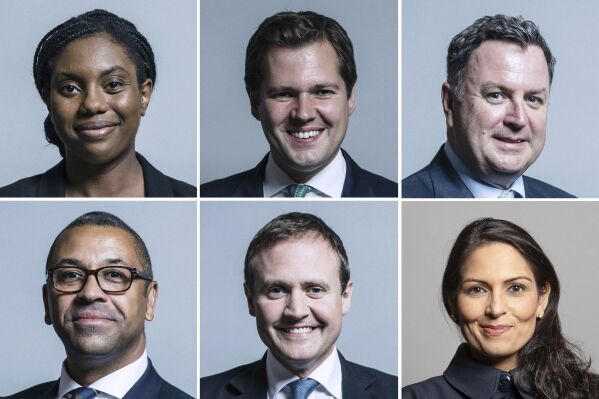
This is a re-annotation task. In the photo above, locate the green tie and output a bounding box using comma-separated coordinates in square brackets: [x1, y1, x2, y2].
[287, 378, 319, 399]
[64, 387, 97, 399]
[287, 184, 314, 198]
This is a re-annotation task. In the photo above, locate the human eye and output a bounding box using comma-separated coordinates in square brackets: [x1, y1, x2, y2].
[56, 268, 85, 283]
[507, 284, 527, 294]
[307, 286, 325, 298]
[271, 91, 293, 100]
[465, 285, 488, 296]
[104, 79, 125, 94]
[315, 89, 335, 97]
[266, 286, 286, 298]
[485, 91, 506, 103]
[101, 267, 129, 283]
[526, 95, 544, 107]
[59, 83, 81, 97]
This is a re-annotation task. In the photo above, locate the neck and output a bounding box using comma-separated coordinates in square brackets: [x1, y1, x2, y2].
[64, 150, 144, 197]
[272, 153, 335, 184]
[277, 346, 335, 379]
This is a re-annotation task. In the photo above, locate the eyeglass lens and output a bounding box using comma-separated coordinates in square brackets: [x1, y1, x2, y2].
[52, 267, 133, 292]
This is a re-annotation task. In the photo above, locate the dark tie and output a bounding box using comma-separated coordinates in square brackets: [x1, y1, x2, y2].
[287, 184, 314, 198]
[63, 387, 97, 399]
[287, 378, 319, 399]
[498, 190, 522, 198]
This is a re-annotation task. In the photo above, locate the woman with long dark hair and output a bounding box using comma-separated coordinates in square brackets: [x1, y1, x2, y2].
[403, 218, 599, 398]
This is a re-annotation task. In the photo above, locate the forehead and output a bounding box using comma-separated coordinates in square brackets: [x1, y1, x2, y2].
[461, 242, 535, 283]
[52, 33, 137, 76]
[51, 225, 138, 267]
[262, 41, 344, 88]
[465, 40, 550, 89]
[254, 235, 340, 284]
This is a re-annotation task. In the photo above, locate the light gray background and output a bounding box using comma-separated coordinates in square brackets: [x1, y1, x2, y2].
[0, 202, 196, 397]
[402, 1, 599, 197]
[200, 0, 398, 184]
[402, 201, 599, 386]
[0, 0, 196, 188]
[200, 201, 397, 377]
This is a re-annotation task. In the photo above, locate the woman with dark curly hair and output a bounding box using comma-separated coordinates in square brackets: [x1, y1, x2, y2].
[0, 9, 196, 197]
[403, 218, 599, 398]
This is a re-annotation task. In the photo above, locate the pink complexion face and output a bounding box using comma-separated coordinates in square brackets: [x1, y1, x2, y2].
[244, 235, 352, 377]
[251, 41, 356, 182]
[444, 40, 550, 189]
[456, 242, 550, 371]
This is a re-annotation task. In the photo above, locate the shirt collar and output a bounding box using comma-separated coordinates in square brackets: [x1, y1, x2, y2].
[56, 351, 148, 399]
[263, 151, 346, 198]
[444, 143, 526, 198]
[266, 348, 342, 399]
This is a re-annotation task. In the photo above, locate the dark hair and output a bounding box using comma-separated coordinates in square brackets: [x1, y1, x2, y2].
[244, 212, 350, 293]
[46, 211, 152, 279]
[245, 11, 357, 105]
[447, 15, 555, 101]
[34, 9, 156, 157]
[442, 218, 599, 398]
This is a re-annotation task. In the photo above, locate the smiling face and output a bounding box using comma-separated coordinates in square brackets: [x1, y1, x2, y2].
[244, 235, 352, 377]
[251, 41, 356, 183]
[48, 34, 152, 165]
[444, 40, 550, 189]
[43, 225, 156, 368]
[456, 242, 549, 371]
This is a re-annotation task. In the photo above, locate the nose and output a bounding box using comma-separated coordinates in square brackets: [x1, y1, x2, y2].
[503, 99, 528, 130]
[283, 290, 310, 320]
[290, 94, 316, 123]
[485, 292, 507, 318]
[79, 86, 108, 115]
[77, 274, 107, 301]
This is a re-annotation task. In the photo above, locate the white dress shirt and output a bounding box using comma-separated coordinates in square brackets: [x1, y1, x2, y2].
[56, 351, 148, 399]
[263, 151, 346, 198]
[444, 143, 526, 198]
[266, 348, 342, 399]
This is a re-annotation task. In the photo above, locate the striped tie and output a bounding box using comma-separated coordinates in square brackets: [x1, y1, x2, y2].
[287, 184, 314, 198]
[287, 378, 319, 399]
[64, 387, 96, 399]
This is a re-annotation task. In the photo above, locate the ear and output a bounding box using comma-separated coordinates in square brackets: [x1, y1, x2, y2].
[341, 280, 353, 315]
[537, 282, 551, 317]
[43, 284, 52, 325]
[140, 79, 154, 116]
[145, 281, 158, 321]
[347, 87, 356, 116]
[244, 283, 256, 317]
[442, 82, 455, 128]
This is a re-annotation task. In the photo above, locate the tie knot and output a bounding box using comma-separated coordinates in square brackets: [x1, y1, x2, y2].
[498, 189, 522, 198]
[287, 378, 319, 399]
[287, 184, 313, 198]
[64, 387, 97, 399]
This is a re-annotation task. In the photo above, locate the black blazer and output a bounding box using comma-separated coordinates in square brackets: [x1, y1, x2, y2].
[0, 152, 196, 197]
[5, 359, 193, 399]
[402, 344, 536, 399]
[402, 146, 575, 198]
[200, 352, 397, 398]
[200, 149, 397, 197]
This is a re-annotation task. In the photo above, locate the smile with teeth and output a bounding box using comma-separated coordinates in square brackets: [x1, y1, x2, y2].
[289, 130, 322, 139]
[281, 327, 315, 334]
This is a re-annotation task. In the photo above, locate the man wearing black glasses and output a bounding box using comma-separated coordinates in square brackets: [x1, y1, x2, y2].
[7, 211, 192, 399]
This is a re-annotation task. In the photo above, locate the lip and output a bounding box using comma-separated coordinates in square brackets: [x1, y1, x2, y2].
[74, 120, 120, 140]
[481, 324, 512, 336]
[285, 127, 325, 144]
[72, 311, 114, 324]
[492, 135, 529, 147]
[275, 325, 318, 339]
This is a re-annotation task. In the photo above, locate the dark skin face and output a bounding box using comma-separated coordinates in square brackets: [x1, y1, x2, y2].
[47, 33, 153, 167]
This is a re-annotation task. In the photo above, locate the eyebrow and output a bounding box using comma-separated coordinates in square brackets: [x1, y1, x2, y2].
[265, 82, 341, 93]
[480, 82, 548, 96]
[52, 257, 132, 269]
[461, 276, 534, 284]
[260, 279, 332, 290]
[54, 65, 131, 80]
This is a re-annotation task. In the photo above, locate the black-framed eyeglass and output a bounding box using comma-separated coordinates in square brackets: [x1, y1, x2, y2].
[46, 266, 153, 294]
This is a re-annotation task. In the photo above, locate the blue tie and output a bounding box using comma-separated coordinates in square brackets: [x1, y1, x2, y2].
[287, 378, 319, 399]
[64, 387, 96, 399]
[287, 184, 314, 198]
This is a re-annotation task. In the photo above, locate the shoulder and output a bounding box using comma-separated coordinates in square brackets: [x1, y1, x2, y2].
[200, 168, 259, 197]
[5, 380, 57, 399]
[402, 165, 435, 198]
[129, 360, 193, 399]
[200, 359, 263, 396]
[136, 153, 197, 197]
[164, 176, 197, 197]
[339, 356, 397, 398]
[523, 176, 576, 198]
[341, 150, 398, 197]
[0, 174, 43, 197]
[343, 358, 398, 383]
[402, 376, 460, 398]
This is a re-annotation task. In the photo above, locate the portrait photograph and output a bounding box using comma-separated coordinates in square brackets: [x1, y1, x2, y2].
[0, 201, 196, 397]
[200, 0, 397, 196]
[0, 0, 196, 196]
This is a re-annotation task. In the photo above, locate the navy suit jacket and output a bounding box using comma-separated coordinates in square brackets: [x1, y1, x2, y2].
[200, 149, 397, 197]
[5, 359, 193, 399]
[402, 146, 575, 198]
[200, 352, 398, 399]
[0, 152, 197, 198]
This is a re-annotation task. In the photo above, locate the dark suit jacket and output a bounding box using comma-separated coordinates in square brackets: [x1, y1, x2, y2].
[402, 344, 536, 399]
[0, 152, 197, 198]
[402, 146, 575, 198]
[200, 149, 397, 197]
[200, 352, 398, 399]
[5, 359, 193, 399]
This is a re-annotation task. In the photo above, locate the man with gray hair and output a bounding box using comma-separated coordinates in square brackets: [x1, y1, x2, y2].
[403, 15, 574, 198]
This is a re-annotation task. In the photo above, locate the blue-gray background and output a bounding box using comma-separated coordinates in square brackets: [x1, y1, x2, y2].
[0, 202, 196, 397]
[402, 201, 599, 385]
[200, 0, 398, 184]
[0, 0, 196, 188]
[200, 201, 397, 377]
[402, 0, 599, 197]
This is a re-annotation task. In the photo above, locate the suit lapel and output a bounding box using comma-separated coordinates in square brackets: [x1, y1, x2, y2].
[226, 355, 268, 398]
[234, 155, 268, 197]
[123, 360, 163, 399]
[340, 354, 377, 399]
[428, 147, 474, 198]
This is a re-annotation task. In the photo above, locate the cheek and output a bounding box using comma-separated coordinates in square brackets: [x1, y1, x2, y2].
[254, 299, 282, 325]
[456, 296, 483, 323]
